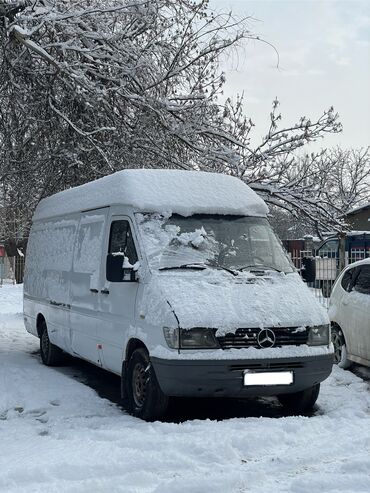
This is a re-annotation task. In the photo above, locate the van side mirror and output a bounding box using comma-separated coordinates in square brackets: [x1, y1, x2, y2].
[301, 257, 316, 283]
[106, 254, 138, 282]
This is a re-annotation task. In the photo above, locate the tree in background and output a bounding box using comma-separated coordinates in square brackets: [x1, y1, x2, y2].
[0, 0, 368, 244]
[222, 98, 370, 236]
[268, 207, 315, 241]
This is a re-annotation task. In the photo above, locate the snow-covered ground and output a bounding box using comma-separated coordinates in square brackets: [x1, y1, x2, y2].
[1, 285, 370, 493]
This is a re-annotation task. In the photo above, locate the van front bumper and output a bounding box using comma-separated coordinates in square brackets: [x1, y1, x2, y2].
[151, 354, 333, 397]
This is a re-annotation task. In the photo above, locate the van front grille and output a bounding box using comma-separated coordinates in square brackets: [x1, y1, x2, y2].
[217, 327, 308, 350]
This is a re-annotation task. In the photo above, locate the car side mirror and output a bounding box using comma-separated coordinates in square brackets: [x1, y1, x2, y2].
[106, 254, 138, 282]
[301, 257, 316, 283]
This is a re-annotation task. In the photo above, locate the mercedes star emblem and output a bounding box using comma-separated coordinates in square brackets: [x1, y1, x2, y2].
[257, 328, 276, 348]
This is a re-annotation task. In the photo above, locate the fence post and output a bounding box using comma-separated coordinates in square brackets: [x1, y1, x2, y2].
[338, 233, 346, 274]
[12, 256, 16, 284]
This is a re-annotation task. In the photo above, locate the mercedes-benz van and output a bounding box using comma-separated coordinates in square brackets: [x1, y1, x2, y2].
[24, 169, 333, 420]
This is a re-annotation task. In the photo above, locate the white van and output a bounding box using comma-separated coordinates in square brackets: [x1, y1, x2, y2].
[24, 169, 333, 420]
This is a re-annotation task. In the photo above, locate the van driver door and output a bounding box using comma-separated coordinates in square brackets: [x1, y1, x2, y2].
[98, 216, 140, 374]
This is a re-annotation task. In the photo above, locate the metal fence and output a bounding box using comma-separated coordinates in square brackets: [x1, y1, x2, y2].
[0, 256, 25, 286]
[1, 248, 370, 302]
[291, 249, 370, 307]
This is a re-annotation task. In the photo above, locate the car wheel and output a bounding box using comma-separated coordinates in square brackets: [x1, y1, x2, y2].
[125, 348, 169, 421]
[39, 321, 64, 366]
[331, 326, 351, 369]
[278, 383, 320, 414]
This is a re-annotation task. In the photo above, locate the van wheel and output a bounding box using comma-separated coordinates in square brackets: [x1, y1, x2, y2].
[278, 384, 320, 414]
[125, 348, 168, 421]
[331, 326, 351, 369]
[39, 321, 64, 366]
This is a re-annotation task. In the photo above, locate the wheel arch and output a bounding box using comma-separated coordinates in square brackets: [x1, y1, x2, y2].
[331, 321, 347, 342]
[125, 338, 148, 363]
[121, 338, 148, 399]
[36, 313, 46, 338]
[331, 322, 352, 369]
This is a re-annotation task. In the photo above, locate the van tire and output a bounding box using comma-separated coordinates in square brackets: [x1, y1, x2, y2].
[39, 321, 64, 366]
[278, 383, 320, 414]
[331, 326, 351, 369]
[125, 348, 168, 421]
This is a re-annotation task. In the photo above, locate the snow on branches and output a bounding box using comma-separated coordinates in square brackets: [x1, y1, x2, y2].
[1, 0, 255, 176]
[0, 0, 367, 240]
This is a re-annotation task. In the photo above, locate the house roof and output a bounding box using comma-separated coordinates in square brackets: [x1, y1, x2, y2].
[346, 202, 370, 216]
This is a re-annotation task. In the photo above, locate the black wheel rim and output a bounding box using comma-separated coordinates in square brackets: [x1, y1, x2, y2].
[41, 330, 50, 357]
[132, 362, 148, 408]
[331, 332, 342, 364]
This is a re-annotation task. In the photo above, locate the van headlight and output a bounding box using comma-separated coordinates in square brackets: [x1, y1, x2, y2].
[163, 327, 219, 349]
[307, 324, 330, 346]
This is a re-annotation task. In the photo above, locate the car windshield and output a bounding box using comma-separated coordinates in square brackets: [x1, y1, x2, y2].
[136, 213, 294, 273]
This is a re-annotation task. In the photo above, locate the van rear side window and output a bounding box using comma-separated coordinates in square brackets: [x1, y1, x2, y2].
[109, 220, 138, 266]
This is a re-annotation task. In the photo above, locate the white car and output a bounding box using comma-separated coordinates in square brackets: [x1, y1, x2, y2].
[329, 258, 370, 368]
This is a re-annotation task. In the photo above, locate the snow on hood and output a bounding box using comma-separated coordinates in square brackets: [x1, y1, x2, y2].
[141, 270, 328, 331]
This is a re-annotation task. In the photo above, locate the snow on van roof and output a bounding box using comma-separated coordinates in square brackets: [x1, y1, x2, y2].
[33, 169, 268, 220]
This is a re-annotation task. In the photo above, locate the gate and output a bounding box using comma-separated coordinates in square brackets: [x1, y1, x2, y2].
[291, 246, 370, 307]
[0, 256, 25, 286]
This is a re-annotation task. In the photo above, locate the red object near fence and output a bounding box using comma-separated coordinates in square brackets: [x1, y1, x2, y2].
[0, 246, 5, 257]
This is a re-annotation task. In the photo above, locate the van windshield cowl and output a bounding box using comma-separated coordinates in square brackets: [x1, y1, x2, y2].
[136, 213, 294, 274]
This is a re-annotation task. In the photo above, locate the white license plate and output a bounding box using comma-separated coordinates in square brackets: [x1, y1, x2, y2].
[243, 371, 293, 386]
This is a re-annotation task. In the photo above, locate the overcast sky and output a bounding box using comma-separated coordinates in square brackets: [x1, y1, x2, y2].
[210, 0, 370, 150]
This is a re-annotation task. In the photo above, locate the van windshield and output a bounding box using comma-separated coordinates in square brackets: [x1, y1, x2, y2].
[136, 213, 294, 274]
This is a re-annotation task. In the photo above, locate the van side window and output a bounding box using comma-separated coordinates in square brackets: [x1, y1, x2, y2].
[353, 266, 370, 295]
[109, 220, 138, 265]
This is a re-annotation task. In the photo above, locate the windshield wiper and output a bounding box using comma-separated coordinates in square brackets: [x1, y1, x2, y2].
[212, 265, 238, 276]
[239, 265, 282, 273]
[159, 263, 207, 271]
[159, 263, 238, 276]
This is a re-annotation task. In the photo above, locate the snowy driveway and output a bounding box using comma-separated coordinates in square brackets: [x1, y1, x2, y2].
[1, 285, 370, 493]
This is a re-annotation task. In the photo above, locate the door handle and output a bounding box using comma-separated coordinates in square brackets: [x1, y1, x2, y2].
[50, 300, 63, 306]
[101, 289, 110, 295]
[90, 288, 99, 293]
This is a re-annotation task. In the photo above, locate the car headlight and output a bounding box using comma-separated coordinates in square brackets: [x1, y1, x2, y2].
[307, 324, 330, 346]
[163, 327, 219, 349]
